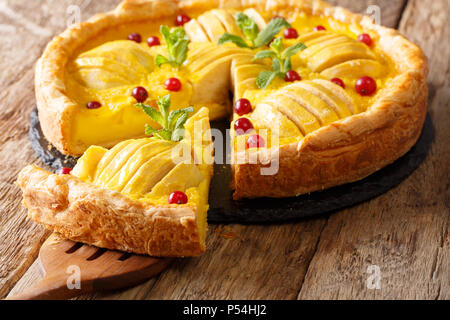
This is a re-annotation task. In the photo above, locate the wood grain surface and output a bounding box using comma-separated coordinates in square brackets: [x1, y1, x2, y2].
[1, 0, 448, 300]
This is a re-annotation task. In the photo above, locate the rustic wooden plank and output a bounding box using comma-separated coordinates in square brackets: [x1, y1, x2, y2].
[298, 0, 449, 300]
[4, 0, 413, 300]
[326, 0, 407, 28]
[0, 0, 121, 298]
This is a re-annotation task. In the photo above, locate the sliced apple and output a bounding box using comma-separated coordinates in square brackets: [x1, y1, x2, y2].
[185, 43, 219, 64]
[300, 36, 352, 60]
[71, 40, 154, 90]
[303, 33, 349, 47]
[312, 79, 359, 114]
[93, 140, 133, 180]
[73, 67, 133, 90]
[299, 31, 333, 43]
[149, 162, 204, 197]
[184, 19, 210, 42]
[73, 57, 145, 81]
[292, 80, 352, 118]
[121, 149, 177, 196]
[251, 103, 304, 140]
[243, 8, 267, 30]
[198, 11, 227, 43]
[321, 59, 386, 79]
[104, 140, 176, 192]
[308, 42, 376, 72]
[80, 40, 154, 71]
[263, 93, 321, 136]
[232, 64, 266, 83]
[280, 84, 340, 126]
[94, 139, 151, 187]
[234, 77, 257, 100]
[211, 9, 243, 37]
[231, 53, 257, 67]
[187, 46, 248, 72]
[72, 146, 108, 183]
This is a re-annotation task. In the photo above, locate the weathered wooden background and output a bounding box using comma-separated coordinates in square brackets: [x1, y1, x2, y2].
[0, 0, 448, 300]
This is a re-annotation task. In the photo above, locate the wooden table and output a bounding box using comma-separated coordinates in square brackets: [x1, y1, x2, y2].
[1, 0, 448, 300]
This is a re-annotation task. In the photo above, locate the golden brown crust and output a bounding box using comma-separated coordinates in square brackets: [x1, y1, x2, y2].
[36, 0, 428, 198]
[17, 165, 205, 257]
[233, 72, 428, 198]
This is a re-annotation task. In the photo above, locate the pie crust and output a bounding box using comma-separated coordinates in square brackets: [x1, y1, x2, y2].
[18, 165, 205, 257]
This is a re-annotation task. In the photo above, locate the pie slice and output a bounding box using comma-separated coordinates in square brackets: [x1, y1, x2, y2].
[17, 108, 214, 257]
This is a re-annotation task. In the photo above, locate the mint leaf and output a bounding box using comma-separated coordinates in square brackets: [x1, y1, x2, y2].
[171, 128, 186, 142]
[157, 94, 171, 127]
[136, 103, 164, 126]
[282, 42, 307, 59]
[272, 58, 282, 73]
[172, 37, 189, 65]
[136, 95, 193, 141]
[236, 13, 259, 45]
[153, 129, 172, 141]
[269, 37, 283, 55]
[145, 124, 156, 135]
[218, 33, 251, 48]
[168, 106, 194, 131]
[253, 50, 277, 61]
[254, 18, 290, 48]
[156, 25, 189, 68]
[284, 56, 292, 72]
[155, 54, 170, 67]
[257, 71, 279, 89]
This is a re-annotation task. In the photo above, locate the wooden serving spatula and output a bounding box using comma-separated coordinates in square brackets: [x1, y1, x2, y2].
[9, 234, 172, 300]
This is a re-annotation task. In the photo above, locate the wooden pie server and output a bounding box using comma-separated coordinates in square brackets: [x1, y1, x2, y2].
[8, 234, 172, 300]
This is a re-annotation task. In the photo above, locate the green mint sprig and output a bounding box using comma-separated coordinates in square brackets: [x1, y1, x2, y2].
[136, 94, 193, 142]
[254, 37, 306, 89]
[155, 25, 189, 68]
[218, 13, 290, 49]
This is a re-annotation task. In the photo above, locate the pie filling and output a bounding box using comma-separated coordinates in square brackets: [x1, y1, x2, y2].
[64, 8, 397, 152]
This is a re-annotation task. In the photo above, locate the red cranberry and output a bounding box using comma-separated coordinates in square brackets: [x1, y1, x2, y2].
[358, 33, 373, 47]
[331, 78, 345, 89]
[175, 14, 191, 26]
[168, 191, 188, 204]
[314, 25, 326, 31]
[246, 135, 265, 148]
[234, 99, 252, 116]
[60, 167, 72, 175]
[285, 70, 302, 82]
[355, 76, 377, 96]
[86, 101, 101, 109]
[132, 86, 148, 102]
[147, 36, 161, 47]
[234, 118, 254, 135]
[127, 32, 142, 43]
[164, 78, 182, 92]
[283, 28, 299, 39]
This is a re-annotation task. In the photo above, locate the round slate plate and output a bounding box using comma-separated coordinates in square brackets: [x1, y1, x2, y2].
[30, 108, 433, 223]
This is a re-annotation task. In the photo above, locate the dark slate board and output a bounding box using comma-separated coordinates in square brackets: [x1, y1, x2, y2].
[30, 108, 434, 224]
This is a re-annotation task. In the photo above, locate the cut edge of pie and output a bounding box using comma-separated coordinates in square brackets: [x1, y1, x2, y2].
[34, 0, 428, 201]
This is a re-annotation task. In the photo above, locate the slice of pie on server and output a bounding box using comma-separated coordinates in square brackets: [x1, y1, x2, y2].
[17, 108, 213, 257]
